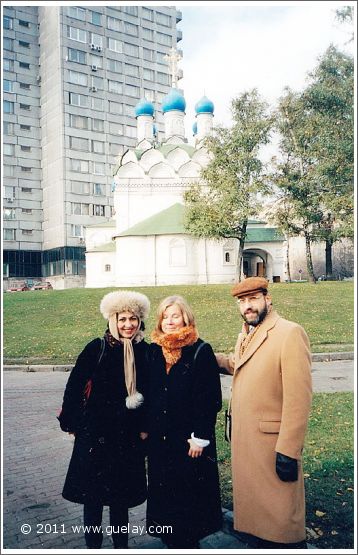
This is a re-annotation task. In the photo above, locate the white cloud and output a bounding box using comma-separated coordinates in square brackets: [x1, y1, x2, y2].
[178, 2, 355, 140]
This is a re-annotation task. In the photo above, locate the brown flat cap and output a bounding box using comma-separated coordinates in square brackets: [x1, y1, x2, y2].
[231, 277, 269, 298]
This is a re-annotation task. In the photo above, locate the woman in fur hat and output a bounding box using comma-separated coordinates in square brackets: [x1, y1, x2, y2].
[145, 295, 223, 549]
[58, 290, 150, 549]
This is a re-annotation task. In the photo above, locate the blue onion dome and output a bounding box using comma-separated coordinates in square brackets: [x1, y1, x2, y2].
[192, 121, 198, 135]
[162, 88, 186, 113]
[195, 95, 214, 114]
[135, 98, 155, 117]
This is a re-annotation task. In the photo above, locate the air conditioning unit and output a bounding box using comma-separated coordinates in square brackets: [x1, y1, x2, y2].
[96, 45, 102, 52]
[90, 86, 98, 92]
[7, 198, 14, 203]
[91, 65, 98, 72]
[90, 43, 96, 50]
[79, 237, 85, 244]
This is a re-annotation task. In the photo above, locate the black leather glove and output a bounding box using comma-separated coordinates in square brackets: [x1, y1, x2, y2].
[276, 452, 298, 482]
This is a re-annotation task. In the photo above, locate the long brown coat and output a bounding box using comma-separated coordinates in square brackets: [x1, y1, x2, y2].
[217, 309, 312, 543]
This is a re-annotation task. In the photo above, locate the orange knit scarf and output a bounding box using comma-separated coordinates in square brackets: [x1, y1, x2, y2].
[151, 325, 199, 373]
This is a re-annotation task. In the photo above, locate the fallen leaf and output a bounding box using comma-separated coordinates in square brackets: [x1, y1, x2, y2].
[331, 531, 338, 536]
[315, 510, 326, 517]
[304, 473, 310, 478]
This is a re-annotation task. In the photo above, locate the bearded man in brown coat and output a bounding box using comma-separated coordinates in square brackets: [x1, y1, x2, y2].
[216, 277, 312, 549]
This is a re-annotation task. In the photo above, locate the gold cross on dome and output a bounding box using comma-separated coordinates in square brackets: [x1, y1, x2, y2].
[164, 47, 182, 88]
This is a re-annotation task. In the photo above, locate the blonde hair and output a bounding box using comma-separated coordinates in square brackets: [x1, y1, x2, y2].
[154, 295, 196, 334]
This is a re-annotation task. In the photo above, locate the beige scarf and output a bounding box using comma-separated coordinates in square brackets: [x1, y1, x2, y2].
[151, 325, 199, 373]
[108, 314, 144, 409]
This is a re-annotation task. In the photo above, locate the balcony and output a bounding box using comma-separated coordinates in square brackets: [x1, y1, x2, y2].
[176, 29, 182, 42]
[176, 10, 182, 23]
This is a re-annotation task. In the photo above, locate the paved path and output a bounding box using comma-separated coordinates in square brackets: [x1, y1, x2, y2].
[2, 360, 353, 551]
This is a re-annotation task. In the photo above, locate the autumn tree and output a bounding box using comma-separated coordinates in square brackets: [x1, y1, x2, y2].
[184, 89, 273, 279]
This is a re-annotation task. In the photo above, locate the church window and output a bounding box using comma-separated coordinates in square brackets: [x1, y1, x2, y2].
[105, 264, 111, 272]
[223, 241, 236, 266]
[169, 238, 186, 267]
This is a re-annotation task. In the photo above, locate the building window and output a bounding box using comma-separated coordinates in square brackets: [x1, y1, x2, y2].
[109, 143, 124, 156]
[22, 229, 33, 235]
[109, 122, 123, 135]
[4, 58, 14, 71]
[157, 71, 169, 85]
[68, 70, 87, 86]
[124, 43, 139, 57]
[92, 118, 104, 132]
[107, 16, 121, 31]
[144, 88, 155, 102]
[68, 48, 86, 64]
[109, 101, 123, 115]
[143, 48, 155, 62]
[4, 185, 15, 197]
[19, 19, 30, 27]
[69, 92, 88, 107]
[93, 183, 105, 195]
[70, 159, 89, 173]
[89, 54, 102, 68]
[124, 22, 138, 36]
[69, 114, 88, 130]
[19, 40, 30, 48]
[157, 51, 168, 65]
[91, 97, 103, 111]
[19, 61, 30, 69]
[4, 166, 15, 177]
[142, 7, 154, 20]
[124, 84, 139, 98]
[20, 124, 31, 131]
[108, 38, 122, 53]
[67, 26, 87, 43]
[93, 204, 105, 216]
[4, 79, 13, 92]
[90, 33, 103, 47]
[4, 38, 13, 50]
[93, 162, 105, 175]
[4, 144, 15, 156]
[72, 202, 89, 215]
[107, 58, 121, 73]
[20, 103, 31, 110]
[20, 145, 31, 152]
[143, 68, 154, 81]
[71, 181, 90, 195]
[125, 126, 136, 138]
[68, 6, 86, 20]
[3, 15, 13, 29]
[105, 264, 111, 272]
[108, 79, 123, 94]
[121, 6, 138, 16]
[4, 229, 16, 241]
[90, 11, 102, 26]
[156, 13, 171, 26]
[91, 140, 104, 154]
[22, 208, 33, 214]
[21, 187, 32, 193]
[70, 136, 89, 151]
[223, 242, 236, 265]
[125, 63, 139, 77]
[20, 82, 31, 89]
[91, 76, 103, 89]
[143, 28, 154, 41]
[4, 122, 14, 135]
[157, 32, 172, 46]
[21, 166, 32, 172]
[4, 208, 16, 220]
[3, 263, 9, 277]
[71, 224, 84, 237]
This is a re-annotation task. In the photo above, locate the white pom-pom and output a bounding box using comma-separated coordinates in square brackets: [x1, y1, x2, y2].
[126, 391, 144, 409]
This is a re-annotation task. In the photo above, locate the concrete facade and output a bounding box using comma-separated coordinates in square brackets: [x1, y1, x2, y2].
[3, 5, 182, 288]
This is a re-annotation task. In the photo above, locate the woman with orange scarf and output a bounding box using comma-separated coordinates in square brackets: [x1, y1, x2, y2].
[145, 295, 222, 549]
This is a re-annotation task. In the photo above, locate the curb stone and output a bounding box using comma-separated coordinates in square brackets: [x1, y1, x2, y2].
[2, 352, 354, 372]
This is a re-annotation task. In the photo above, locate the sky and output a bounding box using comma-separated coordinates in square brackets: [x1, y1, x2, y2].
[176, 1, 355, 141]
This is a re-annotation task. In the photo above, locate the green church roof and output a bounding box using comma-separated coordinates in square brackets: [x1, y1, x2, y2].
[116, 203, 185, 237]
[86, 242, 116, 253]
[246, 228, 284, 242]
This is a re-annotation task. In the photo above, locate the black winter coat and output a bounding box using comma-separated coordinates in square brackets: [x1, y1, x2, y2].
[146, 338, 223, 541]
[58, 337, 148, 507]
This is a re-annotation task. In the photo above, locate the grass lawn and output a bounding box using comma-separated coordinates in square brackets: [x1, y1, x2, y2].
[3, 281, 354, 364]
[216, 392, 354, 549]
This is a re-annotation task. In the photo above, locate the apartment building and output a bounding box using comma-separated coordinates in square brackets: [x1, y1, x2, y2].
[3, 5, 182, 287]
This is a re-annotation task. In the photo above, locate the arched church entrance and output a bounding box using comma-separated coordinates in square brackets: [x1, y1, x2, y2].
[243, 248, 275, 281]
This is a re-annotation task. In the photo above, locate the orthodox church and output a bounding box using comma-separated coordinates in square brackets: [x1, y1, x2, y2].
[85, 53, 286, 288]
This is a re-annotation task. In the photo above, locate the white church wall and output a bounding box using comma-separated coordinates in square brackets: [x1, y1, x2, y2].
[86, 227, 115, 250]
[85, 252, 116, 288]
[114, 236, 157, 286]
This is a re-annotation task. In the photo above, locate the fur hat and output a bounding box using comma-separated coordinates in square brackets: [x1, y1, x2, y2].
[231, 277, 269, 298]
[100, 290, 150, 321]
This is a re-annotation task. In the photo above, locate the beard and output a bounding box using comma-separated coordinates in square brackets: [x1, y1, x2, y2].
[242, 304, 268, 326]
